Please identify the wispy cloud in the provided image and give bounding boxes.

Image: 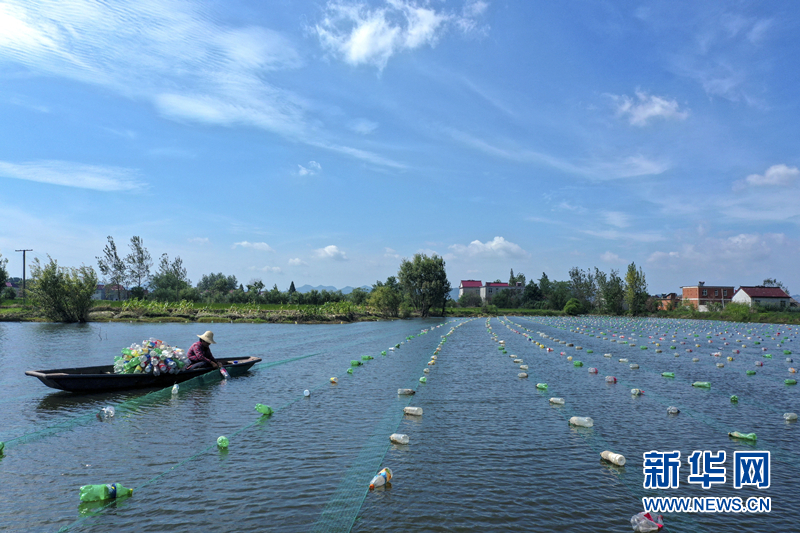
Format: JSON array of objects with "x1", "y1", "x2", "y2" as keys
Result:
[
  {"x1": 0, "y1": 160, "x2": 144, "y2": 191},
  {"x1": 447, "y1": 128, "x2": 668, "y2": 179},
  {"x1": 233, "y1": 241, "x2": 275, "y2": 252},
  {"x1": 348, "y1": 118, "x2": 378, "y2": 134},
  {"x1": 449, "y1": 236, "x2": 529, "y2": 258},
  {"x1": 734, "y1": 164, "x2": 799, "y2": 189},
  {"x1": 602, "y1": 211, "x2": 631, "y2": 228},
  {"x1": 188, "y1": 237, "x2": 209, "y2": 245},
  {"x1": 298, "y1": 161, "x2": 322, "y2": 176},
  {"x1": 610, "y1": 90, "x2": 688, "y2": 126},
  {"x1": 314, "y1": 0, "x2": 486, "y2": 70},
  {"x1": 600, "y1": 251, "x2": 626, "y2": 263},
  {"x1": 384, "y1": 247, "x2": 400, "y2": 259},
  {"x1": 249, "y1": 265, "x2": 282, "y2": 273},
  {"x1": 582, "y1": 229, "x2": 664, "y2": 242},
  {"x1": 315, "y1": 245, "x2": 348, "y2": 260},
  {"x1": 288, "y1": 258, "x2": 308, "y2": 266}
]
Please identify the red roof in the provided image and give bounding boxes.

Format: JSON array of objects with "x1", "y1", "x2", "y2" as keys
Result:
[
  {"x1": 737, "y1": 287, "x2": 790, "y2": 298},
  {"x1": 460, "y1": 280, "x2": 482, "y2": 288},
  {"x1": 486, "y1": 282, "x2": 509, "y2": 287}
]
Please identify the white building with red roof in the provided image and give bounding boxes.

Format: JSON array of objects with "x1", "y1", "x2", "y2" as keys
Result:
[
  {"x1": 731, "y1": 286, "x2": 792, "y2": 309},
  {"x1": 458, "y1": 280, "x2": 482, "y2": 298},
  {"x1": 458, "y1": 279, "x2": 525, "y2": 303}
]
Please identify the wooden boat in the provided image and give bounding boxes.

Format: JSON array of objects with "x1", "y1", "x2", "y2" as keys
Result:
[{"x1": 25, "y1": 356, "x2": 261, "y2": 393}]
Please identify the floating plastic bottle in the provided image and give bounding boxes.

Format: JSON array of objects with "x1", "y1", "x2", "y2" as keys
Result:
[
  {"x1": 786, "y1": 379, "x2": 798, "y2": 385},
  {"x1": 692, "y1": 381, "x2": 711, "y2": 388},
  {"x1": 730, "y1": 395, "x2": 739, "y2": 403},
  {"x1": 389, "y1": 433, "x2": 409, "y2": 445},
  {"x1": 518, "y1": 372, "x2": 528, "y2": 378},
  {"x1": 661, "y1": 372, "x2": 675, "y2": 378},
  {"x1": 728, "y1": 431, "x2": 757, "y2": 442},
  {"x1": 369, "y1": 467, "x2": 392, "y2": 490},
  {"x1": 630, "y1": 364, "x2": 639, "y2": 369},
  {"x1": 600, "y1": 450, "x2": 626, "y2": 466},
  {"x1": 569, "y1": 416, "x2": 593, "y2": 428},
  {"x1": 79, "y1": 483, "x2": 133, "y2": 502},
  {"x1": 404, "y1": 406, "x2": 423, "y2": 416},
  {"x1": 303, "y1": 390, "x2": 310, "y2": 397},
  {"x1": 619, "y1": 358, "x2": 628, "y2": 363},
  {"x1": 330, "y1": 377, "x2": 338, "y2": 384},
  {"x1": 0, "y1": 441, "x2": 4, "y2": 456},
  {"x1": 667, "y1": 406, "x2": 680, "y2": 414},
  {"x1": 746, "y1": 370, "x2": 756, "y2": 375},
  {"x1": 350, "y1": 360, "x2": 362, "y2": 367},
  {"x1": 605, "y1": 376, "x2": 617, "y2": 383},
  {"x1": 630, "y1": 511, "x2": 663, "y2": 532},
  {"x1": 631, "y1": 388, "x2": 644, "y2": 396},
  {"x1": 219, "y1": 367, "x2": 230, "y2": 379},
  {"x1": 347, "y1": 368, "x2": 353, "y2": 374},
  {"x1": 255, "y1": 404, "x2": 273, "y2": 416},
  {"x1": 536, "y1": 383, "x2": 548, "y2": 390},
  {"x1": 549, "y1": 397, "x2": 565, "y2": 405},
  {"x1": 513, "y1": 359, "x2": 523, "y2": 363},
  {"x1": 419, "y1": 377, "x2": 427, "y2": 383},
  {"x1": 692, "y1": 357, "x2": 699, "y2": 362},
  {"x1": 172, "y1": 384, "x2": 179, "y2": 395},
  {"x1": 217, "y1": 436, "x2": 229, "y2": 448},
  {"x1": 716, "y1": 363, "x2": 725, "y2": 368},
  {"x1": 784, "y1": 413, "x2": 798, "y2": 421},
  {"x1": 573, "y1": 361, "x2": 583, "y2": 367},
  {"x1": 99, "y1": 406, "x2": 115, "y2": 418},
  {"x1": 519, "y1": 365, "x2": 528, "y2": 370},
  {"x1": 397, "y1": 389, "x2": 415, "y2": 395},
  {"x1": 588, "y1": 367, "x2": 598, "y2": 374}
]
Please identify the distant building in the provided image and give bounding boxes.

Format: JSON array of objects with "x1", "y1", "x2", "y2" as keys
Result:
[
  {"x1": 458, "y1": 279, "x2": 524, "y2": 303},
  {"x1": 731, "y1": 286, "x2": 792, "y2": 309},
  {"x1": 103, "y1": 284, "x2": 130, "y2": 301},
  {"x1": 681, "y1": 282, "x2": 734, "y2": 311},
  {"x1": 92, "y1": 284, "x2": 106, "y2": 300},
  {"x1": 654, "y1": 292, "x2": 680, "y2": 311},
  {"x1": 458, "y1": 280, "x2": 482, "y2": 299}
]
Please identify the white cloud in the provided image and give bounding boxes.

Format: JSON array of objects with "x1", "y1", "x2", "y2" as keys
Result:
[
  {"x1": 348, "y1": 118, "x2": 378, "y2": 134},
  {"x1": 249, "y1": 265, "x2": 282, "y2": 273},
  {"x1": 602, "y1": 211, "x2": 631, "y2": 228},
  {"x1": 233, "y1": 241, "x2": 275, "y2": 252},
  {"x1": 740, "y1": 164, "x2": 799, "y2": 188},
  {"x1": 298, "y1": 161, "x2": 322, "y2": 176},
  {"x1": 600, "y1": 251, "x2": 625, "y2": 263},
  {"x1": 288, "y1": 258, "x2": 308, "y2": 266},
  {"x1": 315, "y1": 245, "x2": 348, "y2": 261},
  {"x1": 449, "y1": 236, "x2": 529, "y2": 258},
  {"x1": 314, "y1": 0, "x2": 485, "y2": 70},
  {"x1": 0, "y1": 160, "x2": 143, "y2": 191},
  {"x1": 582, "y1": 229, "x2": 664, "y2": 242},
  {"x1": 647, "y1": 251, "x2": 679, "y2": 263},
  {"x1": 611, "y1": 90, "x2": 688, "y2": 126},
  {"x1": 384, "y1": 247, "x2": 400, "y2": 258},
  {"x1": 188, "y1": 237, "x2": 209, "y2": 245}
]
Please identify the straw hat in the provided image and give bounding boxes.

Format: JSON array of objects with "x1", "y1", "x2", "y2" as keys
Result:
[{"x1": 197, "y1": 331, "x2": 216, "y2": 344}]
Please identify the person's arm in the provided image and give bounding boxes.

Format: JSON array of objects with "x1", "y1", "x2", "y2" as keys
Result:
[{"x1": 203, "y1": 345, "x2": 219, "y2": 367}]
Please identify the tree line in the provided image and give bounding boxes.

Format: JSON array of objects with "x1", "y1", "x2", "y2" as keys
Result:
[{"x1": 458, "y1": 263, "x2": 650, "y2": 316}]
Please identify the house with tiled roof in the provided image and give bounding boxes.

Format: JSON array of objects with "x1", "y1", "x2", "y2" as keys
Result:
[
  {"x1": 732, "y1": 286, "x2": 792, "y2": 309},
  {"x1": 458, "y1": 280, "x2": 482, "y2": 299},
  {"x1": 681, "y1": 282, "x2": 734, "y2": 310},
  {"x1": 458, "y1": 279, "x2": 524, "y2": 303}
]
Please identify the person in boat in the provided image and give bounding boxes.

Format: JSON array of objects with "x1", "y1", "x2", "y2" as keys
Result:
[{"x1": 186, "y1": 331, "x2": 220, "y2": 370}]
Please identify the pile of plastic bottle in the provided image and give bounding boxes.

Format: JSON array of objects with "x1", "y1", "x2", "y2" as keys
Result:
[{"x1": 113, "y1": 338, "x2": 187, "y2": 375}]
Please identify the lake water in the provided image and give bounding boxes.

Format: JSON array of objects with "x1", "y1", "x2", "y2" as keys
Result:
[{"x1": 0, "y1": 317, "x2": 797, "y2": 532}]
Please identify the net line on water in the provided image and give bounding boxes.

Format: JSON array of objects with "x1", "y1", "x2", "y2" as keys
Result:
[
  {"x1": 512, "y1": 316, "x2": 800, "y2": 471},
  {"x1": 56, "y1": 320, "x2": 463, "y2": 533},
  {"x1": 309, "y1": 319, "x2": 471, "y2": 533},
  {"x1": 488, "y1": 318, "x2": 706, "y2": 533}
]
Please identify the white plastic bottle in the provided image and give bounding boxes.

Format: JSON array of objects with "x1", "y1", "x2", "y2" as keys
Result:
[{"x1": 569, "y1": 416, "x2": 593, "y2": 427}]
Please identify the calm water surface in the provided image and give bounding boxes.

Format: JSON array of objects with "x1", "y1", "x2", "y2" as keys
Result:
[{"x1": 0, "y1": 317, "x2": 797, "y2": 532}]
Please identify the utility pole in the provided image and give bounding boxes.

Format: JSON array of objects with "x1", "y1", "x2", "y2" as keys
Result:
[{"x1": 15, "y1": 249, "x2": 32, "y2": 305}]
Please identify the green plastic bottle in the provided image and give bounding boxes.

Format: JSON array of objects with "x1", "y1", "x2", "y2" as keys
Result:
[
  {"x1": 573, "y1": 361, "x2": 583, "y2": 367},
  {"x1": 419, "y1": 376, "x2": 427, "y2": 383},
  {"x1": 350, "y1": 360, "x2": 362, "y2": 367},
  {"x1": 692, "y1": 381, "x2": 711, "y2": 388},
  {"x1": 661, "y1": 372, "x2": 675, "y2": 378},
  {"x1": 255, "y1": 404, "x2": 273, "y2": 416},
  {"x1": 730, "y1": 395, "x2": 739, "y2": 402},
  {"x1": 786, "y1": 379, "x2": 798, "y2": 385},
  {"x1": 728, "y1": 431, "x2": 757, "y2": 442},
  {"x1": 79, "y1": 483, "x2": 133, "y2": 502},
  {"x1": 217, "y1": 436, "x2": 229, "y2": 448},
  {"x1": 536, "y1": 383, "x2": 548, "y2": 390},
  {"x1": 746, "y1": 370, "x2": 756, "y2": 375},
  {"x1": 0, "y1": 441, "x2": 4, "y2": 456}
]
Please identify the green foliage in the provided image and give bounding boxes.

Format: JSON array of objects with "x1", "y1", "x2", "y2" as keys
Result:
[
  {"x1": 197, "y1": 272, "x2": 238, "y2": 295},
  {"x1": 289, "y1": 281, "x2": 296, "y2": 294},
  {"x1": 492, "y1": 289, "x2": 512, "y2": 308},
  {"x1": 349, "y1": 287, "x2": 370, "y2": 305},
  {"x1": 763, "y1": 278, "x2": 790, "y2": 295},
  {"x1": 0, "y1": 252, "x2": 8, "y2": 304},
  {"x1": 459, "y1": 292, "x2": 482, "y2": 307},
  {"x1": 96, "y1": 236, "x2": 127, "y2": 300},
  {"x1": 509, "y1": 268, "x2": 525, "y2": 288},
  {"x1": 568, "y1": 267, "x2": 595, "y2": 311},
  {"x1": 548, "y1": 281, "x2": 571, "y2": 310},
  {"x1": 595, "y1": 267, "x2": 625, "y2": 315},
  {"x1": 369, "y1": 285, "x2": 401, "y2": 316},
  {"x1": 29, "y1": 256, "x2": 98, "y2": 322},
  {"x1": 398, "y1": 253, "x2": 451, "y2": 318},
  {"x1": 129, "y1": 286, "x2": 146, "y2": 300},
  {"x1": 563, "y1": 297, "x2": 582, "y2": 315},
  {"x1": 624, "y1": 262, "x2": 648, "y2": 315},
  {"x1": 150, "y1": 254, "x2": 191, "y2": 302},
  {"x1": 125, "y1": 236, "x2": 152, "y2": 288}
]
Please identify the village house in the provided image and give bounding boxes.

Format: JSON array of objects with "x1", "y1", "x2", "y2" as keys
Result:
[
  {"x1": 731, "y1": 286, "x2": 793, "y2": 309},
  {"x1": 655, "y1": 292, "x2": 680, "y2": 311},
  {"x1": 680, "y1": 282, "x2": 734, "y2": 310},
  {"x1": 458, "y1": 280, "x2": 482, "y2": 299},
  {"x1": 459, "y1": 279, "x2": 524, "y2": 304}
]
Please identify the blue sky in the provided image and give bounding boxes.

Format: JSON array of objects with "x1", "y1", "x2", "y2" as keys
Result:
[{"x1": 1, "y1": 0, "x2": 798, "y2": 294}]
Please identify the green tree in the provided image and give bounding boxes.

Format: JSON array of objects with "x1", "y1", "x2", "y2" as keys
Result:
[
  {"x1": 509, "y1": 268, "x2": 526, "y2": 288},
  {"x1": 538, "y1": 272, "x2": 552, "y2": 302},
  {"x1": 568, "y1": 266, "x2": 596, "y2": 311},
  {"x1": 0, "y1": 251, "x2": 8, "y2": 304},
  {"x1": 197, "y1": 273, "x2": 237, "y2": 294},
  {"x1": 96, "y1": 236, "x2": 127, "y2": 300},
  {"x1": 369, "y1": 285, "x2": 401, "y2": 316},
  {"x1": 458, "y1": 292, "x2": 482, "y2": 307},
  {"x1": 492, "y1": 289, "x2": 512, "y2": 308},
  {"x1": 29, "y1": 256, "x2": 98, "y2": 322},
  {"x1": 549, "y1": 281, "x2": 571, "y2": 310},
  {"x1": 124, "y1": 236, "x2": 152, "y2": 290},
  {"x1": 522, "y1": 279, "x2": 542, "y2": 307},
  {"x1": 289, "y1": 281, "x2": 296, "y2": 294},
  {"x1": 624, "y1": 262, "x2": 648, "y2": 315},
  {"x1": 398, "y1": 253, "x2": 451, "y2": 318},
  {"x1": 563, "y1": 297, "x2": 582, "y2": 316},
  {"x1": 150, "y1": 254, "x2": 191, "y2": 302},
  {"x1": 349, "y1": 287, "x2": 370, "y2": 305},
  {"x1": 595, "y1": 267, "x2": 625, "y2": 315}
]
